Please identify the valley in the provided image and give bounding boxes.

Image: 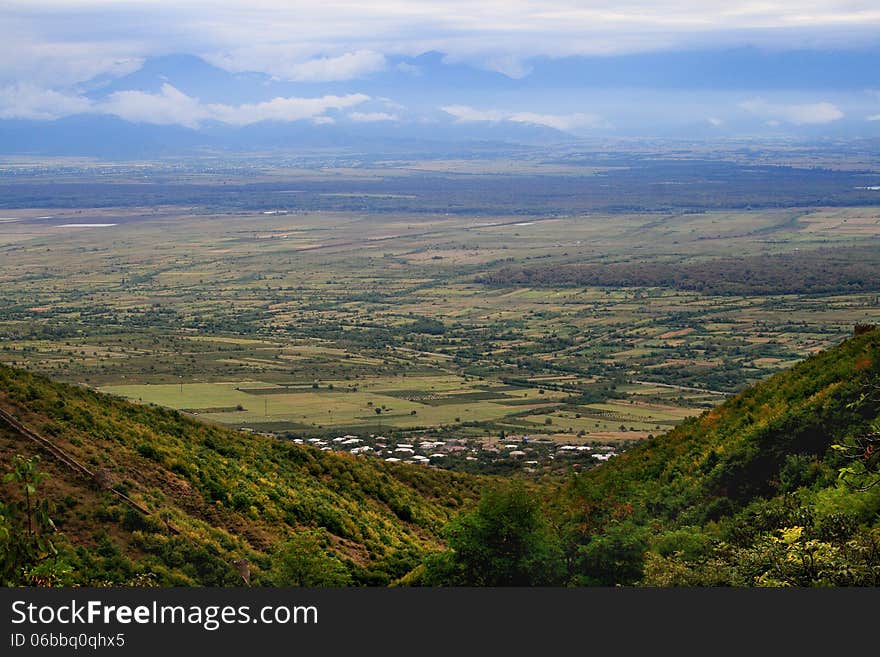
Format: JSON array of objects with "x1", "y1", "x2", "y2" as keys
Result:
[
  {"x1": 0, "y1": 151, "x2": 878, "y2": 476},
  {"x1": 2, "y1": 145, "x2": 880, "y2": 587}
]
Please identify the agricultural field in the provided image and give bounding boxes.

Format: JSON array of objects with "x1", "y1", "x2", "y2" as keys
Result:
[
  {"x1": 1, "y1": 153, "x2": 879, "y2": 465},
  {"x1": 99, "y1": 375, "x2": 571, "y2": 433}
]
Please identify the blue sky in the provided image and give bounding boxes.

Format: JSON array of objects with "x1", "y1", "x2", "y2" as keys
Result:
[{"x1": 1, "y1": 1, "x2": 879, "y2": 142}]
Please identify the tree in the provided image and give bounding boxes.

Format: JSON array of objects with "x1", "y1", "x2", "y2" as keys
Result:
[
  {"x1": 0, "y1": 455, "x2": 65, "y2": 586},
  {"x1": 573, "y1": 520, "x2": 648, "y2": 586},
  {"x1": 833, "y1": 376, "x2": 880, "y2": 491},
  {"x1": 270, "y1": 530, "x2": 351, "y2": 587},
  {"x1": 423, "y1": 483, "x2": 564, "y2": 586}
]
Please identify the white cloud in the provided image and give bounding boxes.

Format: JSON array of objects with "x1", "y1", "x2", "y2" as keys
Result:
[
  {"x1": 281, "y1": 51, "x2": 386, "y2": 81},
  {"x1": 868, "y1": 114, "x2": 880, "y2": 121},
  {"x1": 377, "y1": 97, "x2": 405, "y2": 111},
  {"x1": 100, "y1": 84, "x2": 211, "y2": 128},
  {"x1": 0, "y1": 83, "x2": 92, "y2": 120},
  {"x1": 210, "y1": 49, "x2": 386, "y2": 82},
  {"x1": 480, "y1": 55, "x2": 532, "y2": 80},
  {"x1": 396, "y1": 62, "x2": 421, "y2": 76},
  {"x1": 0, "y1": 35, "x2": 143, "y2": 87},
  {"x1": 348, "y1": 111, "x2": 398, "y2": 122},
  {"x1": 707, "y1": 117, "x2": 724, "y2": 126},
  {"x1": 739, "y1": 98, "x2": 844, "y2": 125},
  {"x1": 95, "y1": 83, "x2": 369, "y2": 128},
  {"x1": 0, "y1": 78, "x2": 372, "y2": 127},
  {"x1": 442, "y1": 105, "x2": 506, "y2": 123},
  {"x1": 442, "y1": 104, "x2": 601, "y2": 132},
  {"x1": 510, "y1": 111, "x2": 601, "y2": 131},
  {"x1": 4, "y1": 2, "x2": 880, "y2": 87},
  {"x1": 207, "y1": 93, "x2": 369, "y2": 125}
]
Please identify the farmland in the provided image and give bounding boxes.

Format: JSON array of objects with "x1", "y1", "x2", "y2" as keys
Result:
[{"x1": 1, "y1": 148, "x2": 879, "y2": 471}]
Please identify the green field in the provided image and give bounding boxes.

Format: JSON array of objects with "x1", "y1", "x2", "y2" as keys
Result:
[{"x1": 101, "y1": 376, "x2": 572, "y2": 431}]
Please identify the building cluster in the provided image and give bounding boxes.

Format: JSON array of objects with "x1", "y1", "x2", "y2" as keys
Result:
[{"x1": 282, "y1": 432, "x2": 618, "y2": 472}]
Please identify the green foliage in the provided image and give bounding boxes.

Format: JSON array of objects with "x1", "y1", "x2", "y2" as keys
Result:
[
  {"x1": 482, "y1": 246, "x2": 880, "y2": 296},
  {"x1": 0, "y1": 455, "x2": 71, "y2": 586},
  {"x1": 652, "y1": 527, "x2": 713, "y2": 561},
  {"x1": 408, "y1": 316, "x2": 446, "y2": 336},
  {"x1": 0, "y1": 362, "x2": 481, "y2": 586},
  {"x1": 6, "y1": 329, "x2": 880, "y2": 587},
  {"x1": 572, "y1": 521, "x2": 648, "y2": 586},
  {"x1": 832, "y1": 422, "x2": 880, "y2": 492},
  {"x1": 423, "y1": 482, "x2": 564, "y2": 586},
  {"x1": 589, "y1": 331, "x2": 880, "y2": 585},
  {"x1": 517, "y1": 330, "x2": 880, "y2": 586},
  {"x1": 270, "y1": 530, "x2": 351, "y2": 587}
]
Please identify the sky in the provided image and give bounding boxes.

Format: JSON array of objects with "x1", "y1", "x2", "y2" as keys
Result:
[{"x1": 1, "y1": 1, "x2": 879, "y2": 146}]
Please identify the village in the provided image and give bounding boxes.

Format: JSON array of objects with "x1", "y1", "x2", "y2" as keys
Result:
[{"x1": 278, "y1": 430, "x2": 622, "y2": 474}]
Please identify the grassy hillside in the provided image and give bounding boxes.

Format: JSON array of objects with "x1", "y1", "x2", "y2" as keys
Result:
[
  {"x1": 0, "y1": 364, "x2": 482, "y2": 586},
  {"x1": 418, "y1": 328, "x2": 880, "y2": 586}
]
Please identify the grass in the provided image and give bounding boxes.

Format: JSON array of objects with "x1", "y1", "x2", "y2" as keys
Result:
[{"x1": 100, "y1": 377, "x2": 574, "y2": 431}]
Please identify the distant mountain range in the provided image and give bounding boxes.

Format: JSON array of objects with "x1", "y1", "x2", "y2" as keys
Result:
[{"x1": 2, "y1": 48, "x2": 879, "y2": 158}]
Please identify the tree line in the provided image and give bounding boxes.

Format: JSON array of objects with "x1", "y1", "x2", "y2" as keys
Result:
[{"x1": 479, "y1": 246, "x2": 880, "y2": 296}]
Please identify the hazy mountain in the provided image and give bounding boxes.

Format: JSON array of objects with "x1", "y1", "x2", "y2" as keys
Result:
[{"x1": 3, "y1": 48, "x2": 879, "y2": 158}]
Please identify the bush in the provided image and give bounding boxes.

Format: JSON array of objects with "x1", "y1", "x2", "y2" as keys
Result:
[{"x1": 423, "y1": 483, "x2": 564, "y2": 586}]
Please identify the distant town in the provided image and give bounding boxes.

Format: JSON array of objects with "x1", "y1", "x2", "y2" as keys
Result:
[{"x1": 246, "y1": 428, "x2": 623, "y2": 475}]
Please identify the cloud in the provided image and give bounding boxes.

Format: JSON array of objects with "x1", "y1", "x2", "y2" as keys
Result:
[
  {"x1": 282, "y1": 51, "x2": 386, "y2": 81},
  {"x1": 441, "y1": 52, "x2": 533, "y2": 79},
  {"x1": 96, "y1": 83, "x2": 369, "y2": 128},
  {"x1": 209, "y1": 49, "x2": 386, "y2": 82},
  {"x1": 5, "y1": 2, "x2": 880, "y2": 87},
  {"x1": 739, "y1": 98, "x2": 844, "y2": 125},
  {"x1": 441, "y1": 104, "x2": 601, "y2": 132},
  {"x1": 480, "y1": 55, "x2": 533, "y2": 80},
  {"x1": 0, "y1": 77, "x2": 373, "y2": 127},
  {"x1": 377, "y1": 97, "x2": 405, "y2": 111},
  {"x1": 0, "y1": 83, "x2": 92, "y2": 120},
  {"x1": 207, "y1": 93, "x2": 370, "y2": 125},
  {"x1": 348, "y1": 111, "x2": 398, "y2": 122},
  {"x1": 396, "y1": 62, "x2": 421, "y2": 76},
  {"x1": 441, "y1": 105, "x2": 506, "y2": 123},
  {"x1": 868, "y1": 114, "x2": 880, "y2": 121},
  {"x1": 0, "y1": 35, "x2": 143, "y2": 87},
  {"x1": 707, "y1": 117, "x2": 724, "y2": 126},
  {"x1": 0, "y1": 2, "x2": 877, "y2": 139},
  {"x1": 100, "y1": 84, "x2": 211, "y2": 128},
  {"x1": 508, "y1": 111, "x2": 601, "y2": 131}
]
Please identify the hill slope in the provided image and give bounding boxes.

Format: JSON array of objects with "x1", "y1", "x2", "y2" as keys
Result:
[
  {"x1": 552, "y1": 327, "x2": 880, "y2": 585},
  {"x1": 0, "y1": 364, "x2": 482, "y2": 586},
  {"x1": 414, "y1": 329, "x2": 880, "y2": 586},
  {"x1": 4, "y1": 330, "x2": 880, "y2": 587}
]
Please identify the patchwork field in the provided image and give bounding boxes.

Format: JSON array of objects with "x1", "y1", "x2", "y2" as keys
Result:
[{"x1": 1, "y1": 158, "x2": 879, "y2": 451}]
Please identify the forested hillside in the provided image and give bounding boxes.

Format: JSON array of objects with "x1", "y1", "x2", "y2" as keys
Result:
[
  {"x1": 418, "y1": 328, "x2": 880, "y2": 585},
  {"x1": 4, "y1": 329, "x2": 880, "y2": 587},
  {"x1": 0, "y1": 364, "x2": 482, "y2": 586}
]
